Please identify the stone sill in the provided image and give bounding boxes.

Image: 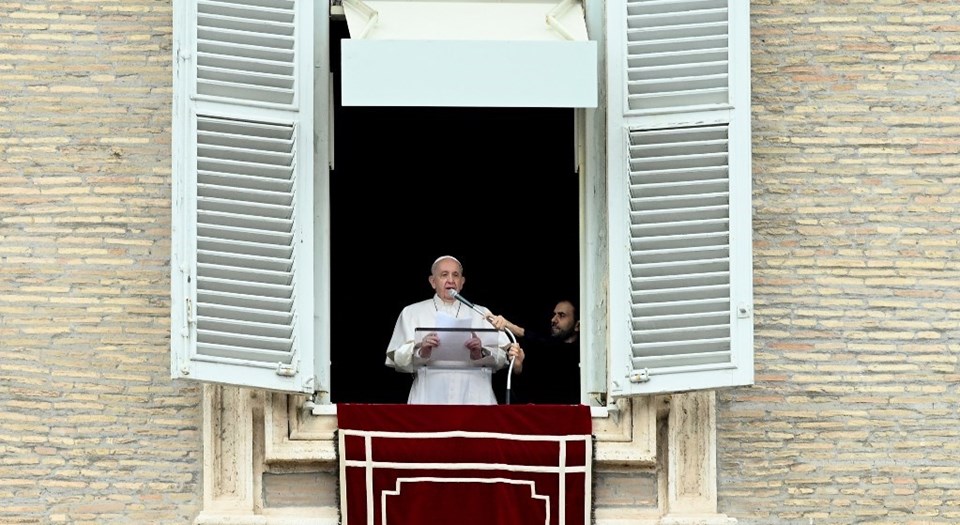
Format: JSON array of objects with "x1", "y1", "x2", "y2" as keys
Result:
[{"x1": 265, "y1": 394, "x2": 660, "y2": 467}]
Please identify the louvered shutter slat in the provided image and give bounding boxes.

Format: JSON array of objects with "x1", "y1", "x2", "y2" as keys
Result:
[
  {"x1": 632, "y1": 206, "x2": 730, "y2": 226},
  {"x1": 200, "y1": 54, "x2": 293, "y2": 76},
  {"x1": 197, "y1": 228, "x2": 292, "y2": 247},
  {"x1": 199, "y1": 13, "x2": 293, "y2": 33},
  {"x1": 198, "y1": 249, "x2": 292, "y2": 273},
  {"x1": 199, "y1": 274, "x2": 293, "y2": 297},
  {"x1": 199, "y1": 303, "x2": 293, "y2": 325},
  {"x1": 632, "y1": 350, "x2": 731, "y2": 369},
  {"x1": 632, "y1": 154, "x2": 728, "y2": 172},
  {"x1": 640, "y1": 336, "x2": 730, "y2": 350},
  {"x1": 197, "y1": 144, "x2": 294, "y2": 165},
  {"x1": 197, "y1": 184, "x2": 294, "y2": 207},
  {"x1": 199, "y1": 171, "x2": 293, "y2": 193},
  {"x1": 198, "y1": 210, "x2": 293, "y2": 233},
  {"x1": 198, "y1": 262, "x2": 292, "y2": 285},
  {"x1": 197, "y1": 340, "x2": 287, "y2": 363},
  {"x1": 634, "y1": 285, "x2": 730, "y2": 305},
  {"x1": 630, "y1": 178, "x2": 729, "y2": 196},
  {"x1": 628, "y1": 23, "x2": 728, "y2": 45},
  {"x1": 198, "y1": 115, "x2": 294, "y2": 138},
  {"x1": 628, "y1": 73, "x2": 728, "y2": 95},
  {"x1": 634, "y1": 322, "x2": 729, "y2": 341},
  {"x1": 634, "y1": 279, "x2": 729, "y2": 294},
  {"x1": 199, "y1": 43, "x2": 293, "y2": 67},
  {"x1": 631, "y1": 89, "x2": 726, "y2": 109},
  {"x1": 628, "y1": 46, "x2": 726, "y2": 70},
  {"x1": 629, "y1": 60, "x2": 727, "y2": 81},
  {"x1": 198, "y1": 226, "x2": 293, "y2": 250},
  {"x1": 633, "y1": 245, "x2": 728, "y2": 262},
  {"x1": 631, "y1": 218, "x2": 729, "y2": 238},
  {"x1": 632, "y1": 231, "x2": 727, "y2": 250},
  {"x1": 199, "y1": 315, "x2": 292, "y2": 337},
  {"x1": 636, "y1": 263, "x2": 727, "y2": 281},
  {"x1": 633, "y1": 296, "x2": 728, "y2": 315},
  {"x1": 198, "y1": 237, "x2": 293, "y2": 261},
  {"x1": 199, "y1": 66, "x2": 295, "y2": 89},
  {"x1": 199, "y1": 159, "x2": 292, "y2": 178},
  {"x1": 626, "y1": 0, "x2": 727, "y2": 17},
  {"x1": 202, "y1": 0, "x2": 295, "y2": 17},
  {"x1": 632, "y1": 309, "x2": 729, "y2": 328},
  {"x1": 198, "y1": 198, "x2": 293, "y2": 220},
  {"x1": 198, "y1": 124, "x2": 295, "y2": 147},
  {"x1": 197, "y1": 27, "x2": 294, "y2": 51},
  {"x1": 631, "y1": 166, "x2": 728, "y2": 183},
  {"x1": 631, "y1": 194, "x2": 729, "y2": 209},
  {"x1": 198, "y1": 289, "x2": 292, "y2": 312}
]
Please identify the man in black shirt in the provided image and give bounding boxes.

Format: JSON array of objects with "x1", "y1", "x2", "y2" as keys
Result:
[{"x1": 488, "y1": 300, "x2": 580, "y2": 404}]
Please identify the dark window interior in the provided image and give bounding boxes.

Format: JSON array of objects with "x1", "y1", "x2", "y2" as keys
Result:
[{"x1": 329, "y1": 21, "x2": 579, "y2": 403}]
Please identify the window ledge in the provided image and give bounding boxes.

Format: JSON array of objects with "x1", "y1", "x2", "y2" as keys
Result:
[{"x1": 264, "y1": 394, "x2": 656, "y2": 465}]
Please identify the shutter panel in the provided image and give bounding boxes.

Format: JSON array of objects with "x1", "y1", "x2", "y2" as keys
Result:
[
  {"x1": 196, "y1": 0, "x2": 298, "y2": 104},
  {"x1": 625, "y1": 0, "x2": 731, "y2": 111},
  {"x1": 607, "y1": 0, "x2": 752, "y2": 396},
  {"x1": 172, "y1": 0, "x2": 316, "y2": 393}
]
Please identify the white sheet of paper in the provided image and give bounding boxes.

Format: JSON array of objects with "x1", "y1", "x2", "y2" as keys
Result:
[{"x1": 430, "y1": 312, "x2": 472, "y2": 362}]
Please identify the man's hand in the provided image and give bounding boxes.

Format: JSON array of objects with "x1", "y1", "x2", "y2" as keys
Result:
[
  {"x1": 487, "y1": 313, "x2": 508, "y2": 331},
  {"x1": 417, "y1": 332, "x2": 439, "y2": 359},
  {"x1": 465, "y1": 333, "x2": 484, "y2": 360},
  {"x1": 485, "y1": 312, "x2": 524, "y2": 338},
  {"x1": 507, "y1": 343, "x2": 524, "y2": 373}
]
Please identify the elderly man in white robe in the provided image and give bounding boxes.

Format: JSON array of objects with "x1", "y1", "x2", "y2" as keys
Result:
[{"x1": 386, "y1": 255, "x2": 524, "y2": 405}]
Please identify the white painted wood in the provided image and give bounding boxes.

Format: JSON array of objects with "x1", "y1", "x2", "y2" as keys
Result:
[
  {"x1": 581, "y1": 0, "x2": 608, "y2": 402},
  {"x1": 342, "y1": 0, "x2": 589, "y2": 41},
  {"x1": 172, "y1": 0, "x2": 317, "y2": 394},
  {"x1": 313, "y1": 0, "x2": 333, "y2": 404},
  {"x1": 607, "y1": 0, "x2": 753, "y2": 397},
  {"x1": 341, "y1": 39, "x2": 597, "y2": 107}
]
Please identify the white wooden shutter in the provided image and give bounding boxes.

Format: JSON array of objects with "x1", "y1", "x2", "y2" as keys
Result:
[
  {"x1": 607, "y1": 0, "x2": 753, "y2": 396},
  {"x1": 171, "y1": 0, "x2": 317, "y2": 393}
]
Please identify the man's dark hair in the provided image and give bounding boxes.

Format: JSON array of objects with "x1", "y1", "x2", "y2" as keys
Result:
[{"x1": 555, "y1": 297, "x2": 579, "y2": 321}]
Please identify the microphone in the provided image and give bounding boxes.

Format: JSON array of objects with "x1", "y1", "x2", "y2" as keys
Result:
[
  {"x1": 448, "y1": 289, "x2": 514, "y2": 342},
  {"x1": 447, "y1": 289, "x2": 477, "y2": 310}
]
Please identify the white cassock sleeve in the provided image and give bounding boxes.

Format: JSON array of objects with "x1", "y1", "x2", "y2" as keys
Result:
[{"x1": 385, "y1": 302, "x2": 433, "y2": 373}]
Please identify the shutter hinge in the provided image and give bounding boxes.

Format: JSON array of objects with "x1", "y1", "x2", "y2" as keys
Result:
[
  {"x1": 276, "y1": 363, "x2": 298, "y2": 377},
  {"x1": 629, "y1": 368, "x2": 650, "y2": 383},
  {"x1": 180, "y1": 297, "x2": 195, "y2": 376},
  {"x1": 185, "y1": 297, "x2": 194, "y2": 325}
]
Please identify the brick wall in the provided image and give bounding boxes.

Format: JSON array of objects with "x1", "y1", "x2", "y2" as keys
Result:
[
  {"x1": 719, "y1": 1, "x2": 960, "y2": 523},
  {"x1": 0, "y1": 1, "x2": 202, "y2": 523}
]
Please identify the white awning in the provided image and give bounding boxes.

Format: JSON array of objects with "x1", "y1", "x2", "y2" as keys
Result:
[{"x1": 340, "y1": 0, "x2": 598, "y2": 107}]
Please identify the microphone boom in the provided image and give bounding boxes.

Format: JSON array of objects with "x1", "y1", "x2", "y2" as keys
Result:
[{"x1": 449, "y1": 289, "x2": 477, "y2": 310}]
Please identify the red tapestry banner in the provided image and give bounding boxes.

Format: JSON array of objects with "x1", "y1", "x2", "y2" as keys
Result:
[{"x1": 337, "y1": 404, "x2": 593, "y2": 525}]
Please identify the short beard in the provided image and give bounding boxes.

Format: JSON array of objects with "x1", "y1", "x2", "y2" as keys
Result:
[{"x1": 551, "y1": 326, "x2": 574, "y2": 341}]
